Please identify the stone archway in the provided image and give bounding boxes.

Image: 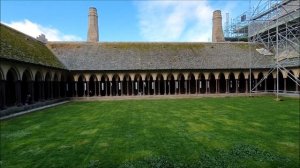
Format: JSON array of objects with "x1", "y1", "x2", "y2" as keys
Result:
[
  {"x1": 155, "y1": 74, "x2": 165, "y2": 95},
  {"x1": 248, "y1": 73, "x2": 255, "y2": 92}
]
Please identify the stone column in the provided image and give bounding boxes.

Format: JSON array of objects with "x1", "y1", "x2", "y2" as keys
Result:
[
  {"x1": 265, "y1": 79, "x2": 267, "y2": 92},
  {"x1": 185, "y1": 80, "x2": 187, "y2": 94},
  {"x1": 255, "y1": 79, "x2": 258, "y2": 91},
  {"x1": 226, "y1": 79, "x2": 229, "y2": 93},
  {"x1": 164, "y1": 80, "x2": 166, "y2": 95},
  {"x1": 143, "y1": 81, "x2": 145, "y2": 95},
  {"x1": 206, "y1": 80, "x2": 209, "y2": 94},
  {"x1": 86, "y1": 81, "x2": 89, "y2": 97},
  {"x1": 110, "y1": 81, "x2": 112, "y2": 96},
  {"x1": 75, "y1": 82, "x2": 78, "y2": 97}
]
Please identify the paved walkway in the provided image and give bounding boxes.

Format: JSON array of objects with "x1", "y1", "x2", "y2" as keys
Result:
[{"x1": 0, "y1": 101, "x2": 69, "y2": 120}]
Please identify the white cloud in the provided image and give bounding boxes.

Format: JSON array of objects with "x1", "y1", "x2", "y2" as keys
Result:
[
  {"x1": 2, "y1": 19, "x2": 82, "y2": 41},
  {"x1": 136, "y1": 1, "x2": 214, "y2": 42}
]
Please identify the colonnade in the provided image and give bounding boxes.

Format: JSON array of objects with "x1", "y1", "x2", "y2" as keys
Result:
[{"x1": 0, "y1": 67, "x2": 299, "y2": 109}]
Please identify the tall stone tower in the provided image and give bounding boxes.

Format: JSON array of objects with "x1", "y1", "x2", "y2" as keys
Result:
[
  {"x1": 87, "y1": 7, "x2": 99, "y2": 42},
  {"x1": 212, "y1": 10, "x2": 225, "y2": 42}
]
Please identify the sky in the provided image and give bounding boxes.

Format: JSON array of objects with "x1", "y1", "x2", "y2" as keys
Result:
[{"x1": 1, "y1": 0, "x2": 254, "y2": 42}]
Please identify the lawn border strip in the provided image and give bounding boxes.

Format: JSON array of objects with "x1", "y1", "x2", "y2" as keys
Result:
[{"x1": 0, "y1": 101, "x2": 70, "y2": 120}]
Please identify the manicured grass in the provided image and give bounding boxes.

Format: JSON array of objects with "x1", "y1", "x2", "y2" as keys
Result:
[{"x1": 0, "y1": 96, "x2": 299, "y2": 168}]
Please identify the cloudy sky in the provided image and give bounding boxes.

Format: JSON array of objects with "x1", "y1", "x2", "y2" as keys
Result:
[{"x1": 1, "y1": 0, "x2": 254, "y2": 42}]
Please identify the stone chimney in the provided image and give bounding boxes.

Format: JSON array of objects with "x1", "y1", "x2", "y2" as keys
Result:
[
  {"x1": 87, "y1": 7, "x2": 99, "y2": 42},
  {"x1": 212, "y1": 10, "x2": 225, "y2": 42}
]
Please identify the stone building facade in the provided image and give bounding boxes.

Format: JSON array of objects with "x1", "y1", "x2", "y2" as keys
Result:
[{"x1": 0, "y1": 8, "x2": 299, "y2": 114}]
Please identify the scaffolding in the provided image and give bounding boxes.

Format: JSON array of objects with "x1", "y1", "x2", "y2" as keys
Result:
[{"x1": 247, "y1": 0, "x2": 300, "y2": 99}]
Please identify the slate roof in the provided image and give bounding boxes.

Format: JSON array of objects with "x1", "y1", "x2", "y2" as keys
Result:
[
  {"x1": 0, "y1": 24, "x2": 65, "y2": 69},
  {"x1": 47, "y1": 42, "x2": 277, "y2": 71}
]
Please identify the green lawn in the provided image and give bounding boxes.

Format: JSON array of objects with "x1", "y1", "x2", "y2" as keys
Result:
[{"x1": 0, "y1": 96, "x2": 299, "y2": 168}]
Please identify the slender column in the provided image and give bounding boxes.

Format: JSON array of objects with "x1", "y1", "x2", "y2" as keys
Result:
[
  {"x1": 188, "y1": 80, "x2": 191, "y2": 94},
  {"x1": 168, "y1": 81, "x2": 170, "y2": 95},
  {"x1": 127, "y1": 81, "x2": 129, "y2": 96},
  {"x1": 132, "y1": 81, "x2": 134, "y2": 96},
  {"x1": 206, "y1": 80, "x2": 209, "y2": 94},
  {"x1": 29, "y1": 81, "x2": 34, "y2": 103},
  {"x1": 264, "y1": 79, "x2": 267, "y2": 92},
  {"x1": 185, "y1": 80, "x2": 187, "y2": 94},
  {"x1": 120, "y1": 81, "x2": 123, "y2": 96},
  {"x1": 164, "y1": 80, "x2": 166, "y2": 95},
  {"x1": 143, "y1": 81, "x2": 145, "y2": 96},
  {"x1": 226, "y1": 79, "x2": 229, "y2": 93},
  {"x1": 86, "y1": 81, "x2": 90, "y2": 97}
]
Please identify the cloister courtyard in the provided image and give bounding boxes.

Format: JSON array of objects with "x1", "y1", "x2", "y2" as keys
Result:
[{"x1": 1, "y1": 96, "x2": 299, "y2": 167}]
